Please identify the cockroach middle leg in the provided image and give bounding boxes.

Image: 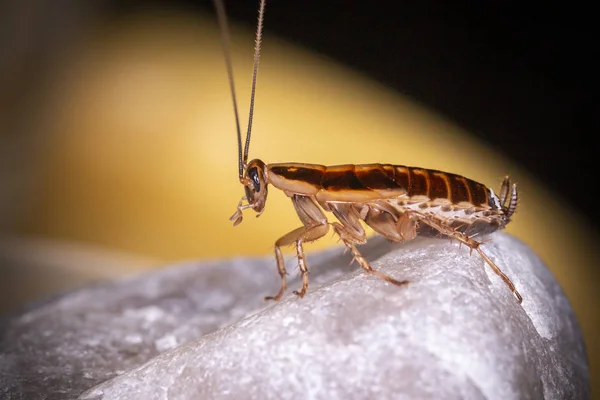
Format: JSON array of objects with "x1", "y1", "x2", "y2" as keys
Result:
[
  {"x1": 412, "y1": 212, "x2": 523, "y2": 303},
  {"x1": 331, "y1": 222, "x2": 409, "y2": 287}
]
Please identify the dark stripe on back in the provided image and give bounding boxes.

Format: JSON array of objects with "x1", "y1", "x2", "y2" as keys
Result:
[
  {"x1": 429, "y1": 172, "x2": 450, "y2": 200},
  {"x1": 465, "y1": 178, "x2": 488, "y2": 206},
  {"x1": 448, "y1": 173, "x2": 470, "y2": 203},
  {"x1": 355, "y1": 164, "x2": 401, "y2": 190},
  {"x1": 393, "y1": 166, "x2": 410, "y2": 190},
  {"x1": 381, "y1": 164, "x2": 397, "y2": 182},
  {"x1": 322, "y1": 166, "x2": 365, "y2": 191},
  {"x1": 408, "y1": 168, "x2": 428, "y2": 197},
  {"x1": 269, "y1": 166, "x2": 323, "y2": 187}
]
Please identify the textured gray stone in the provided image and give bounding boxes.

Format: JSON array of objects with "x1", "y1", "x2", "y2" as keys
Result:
[{"x1": 0, "y1": 233, "x2": 589, "y2": 400}]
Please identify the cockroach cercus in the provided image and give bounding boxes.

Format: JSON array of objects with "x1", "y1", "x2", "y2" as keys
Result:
[{"x1": 213, "y1": 0, "x2": 522, "y2": 304}]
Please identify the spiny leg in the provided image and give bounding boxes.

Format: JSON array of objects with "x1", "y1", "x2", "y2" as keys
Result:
[
  {"x1": 412, "y1": 212, "x2": 522, "y2": 303},
  {"x1": 473, "y1": 245, "x2": 521, "y2": 303},
  {"x1": 264, "y1": 242, "x2": 288, "y2": 302},
  {"x1": 265, "y1": 223, "x2": 329, "y2": 301},
  {"x1": 331, "y1": 222, "x2": 409, "y2": 287},
  {"x1": 293, "y1": 224, "x2": 330, "y2": 299},
  {"x1": 293, "y1": 240, "x2": 309, "y2": 298}
]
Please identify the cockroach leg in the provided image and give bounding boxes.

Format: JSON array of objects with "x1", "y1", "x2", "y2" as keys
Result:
[
  {"x1": 331, "y1": 222, "x2": 409, "y2": 287},
  {"x1": 265, "y1": 223, "x2": 329, "y2": 301},
  {"x1": 264, "y1": 244, "x2": 288, "y2": 302},
  {"x1": 293, "y1": 240, "x2": 309, "y2": 298},
  {"x1": 474, "y1": 246, "x2": 522, "y2": 303},
  {"x1": 412, "y1": 212, "x2": 522, "y2": 303}
]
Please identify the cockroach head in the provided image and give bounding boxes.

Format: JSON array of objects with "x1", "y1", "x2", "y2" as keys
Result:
[
  {"x1": 243, "y1": 159, "x2": 268, "y2": 213},
  {"x1": 230, "y1": 159, "x2": 269, "y2": 226}
]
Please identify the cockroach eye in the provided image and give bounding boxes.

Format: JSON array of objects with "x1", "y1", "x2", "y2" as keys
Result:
[{"x1": 248, "y1": 167, "x2": 260, "y2": 192}]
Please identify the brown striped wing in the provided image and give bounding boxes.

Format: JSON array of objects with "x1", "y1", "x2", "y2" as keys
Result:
[{"x1": 267, "y1": 163, "x2": 492, "y2": 207}]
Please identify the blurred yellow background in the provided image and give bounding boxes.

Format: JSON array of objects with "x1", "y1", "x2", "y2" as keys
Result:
[{"x1": 1, "y1": 10, "x2": 598, "y2": 395}]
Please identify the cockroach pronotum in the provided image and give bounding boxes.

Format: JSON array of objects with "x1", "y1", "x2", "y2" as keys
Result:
[{"x1": 213, "y1": 0, "x2": 522, "y2": 304}]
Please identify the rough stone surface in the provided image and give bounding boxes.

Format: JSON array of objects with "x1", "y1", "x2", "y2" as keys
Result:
[{"x1": 0, "y1": 233, "x2": 589, "y2": 400}]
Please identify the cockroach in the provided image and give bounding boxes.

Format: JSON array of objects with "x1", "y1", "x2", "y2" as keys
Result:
[{"x1": 213, "y1": 0, "x2": 522, "y2": 303}]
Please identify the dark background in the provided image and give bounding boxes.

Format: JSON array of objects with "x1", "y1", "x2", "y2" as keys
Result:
[{"x1": 168, "y1": 0, "x2": 595, "y2": 230}]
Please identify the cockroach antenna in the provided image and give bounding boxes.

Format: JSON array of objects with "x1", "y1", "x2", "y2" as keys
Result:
[
  {"x1": 212, "y1": 0, "x2": 266, "y2": 181},
  {"x1": 243, "y1": 0, "x2": 265, "y2": 167}
]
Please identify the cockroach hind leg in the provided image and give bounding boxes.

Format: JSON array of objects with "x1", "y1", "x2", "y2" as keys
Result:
[
  {"x1": 368, "y1": 268, "x2": 410, "y2": 287},
  {"x1": 463, "y1": 239, "x2": 522, "y2": 303},
  {"x1": 475, "y1": 246, "x2": 523, "y2": 304},
  {"x1": 462, "y1": 241, "x2": 522, "y2": 303},
  {"x1": 412, "y1": 212, "x2": 522, "y2": 303}
]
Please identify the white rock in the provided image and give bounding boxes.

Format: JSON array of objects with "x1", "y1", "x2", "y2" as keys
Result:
[{"x1": 0, "y1": 233, "x2": 589, "y2": 400}]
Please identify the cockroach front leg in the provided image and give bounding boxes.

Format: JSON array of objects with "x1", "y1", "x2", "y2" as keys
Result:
[
  {"x1": 412, "y1": 212, "x2": 523, "y2": 303},
  {"x1": 265, "y1": 224, "x2": 330, "y2": 301},
  {"x1": 265, "y1": 195, "x2": 329, "y2": 301}
]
